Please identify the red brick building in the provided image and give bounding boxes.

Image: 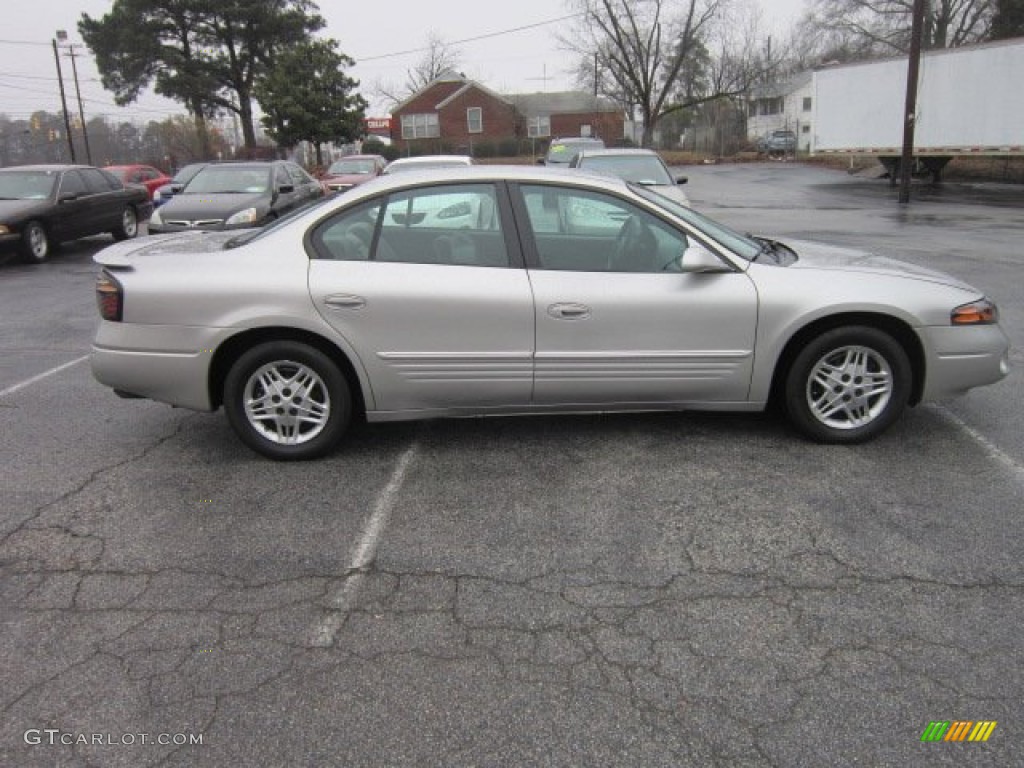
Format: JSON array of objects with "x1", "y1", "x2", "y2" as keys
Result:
[{"x1": 390, "y1": 71, "x2": 625, "y2": 155}]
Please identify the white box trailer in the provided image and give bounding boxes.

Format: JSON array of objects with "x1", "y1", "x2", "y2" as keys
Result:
[{"x1": 811, "y1": 37, "x2": 1024, "y2": 180}]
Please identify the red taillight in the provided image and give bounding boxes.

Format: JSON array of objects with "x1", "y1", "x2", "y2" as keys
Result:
[{"x1": 96, "y1": 271, "x2": 123, "y2": 321}]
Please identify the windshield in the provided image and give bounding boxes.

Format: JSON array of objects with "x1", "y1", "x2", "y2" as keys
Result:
[
  {"x1": 328, "y1": 159, "x2": 376, "y2": 175},
  {"x1": 0, "y1": 171, "x2": 58, "y2": 200},
  {"x1": 578, "y1": 155, "x2": 673, "y2": 185},
  {"x1": 184, "y1": 166, "x2": 271, "y2": 194},
  {"x1": 173, "y1": 164, "x2": 206, "y2": 185},
  {"x1": 632, "y1": 184, "x2": 762, "y2": 261}
]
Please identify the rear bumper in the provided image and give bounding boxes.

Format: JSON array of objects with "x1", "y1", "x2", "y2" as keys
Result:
[{"x1": 91, "y1": 322, "x2": 222, "y2": 411}]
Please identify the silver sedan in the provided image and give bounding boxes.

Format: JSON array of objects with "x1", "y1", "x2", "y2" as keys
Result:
[{"x1": 91, "y1": 166, "x2": 1010, "y2": 460}]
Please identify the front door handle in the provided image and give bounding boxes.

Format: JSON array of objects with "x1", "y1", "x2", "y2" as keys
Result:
[
  {"x1": 324, "y1": 294, "x2": 366, "y2": 310},
  {"x1": 547, "y1": 302, "x2": 591, "y2": 320}
]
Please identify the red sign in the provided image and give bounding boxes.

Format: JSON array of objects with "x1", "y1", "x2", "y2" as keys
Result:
[{"x1": 365, "y1": 117, "x2": 391, "y2": 134}]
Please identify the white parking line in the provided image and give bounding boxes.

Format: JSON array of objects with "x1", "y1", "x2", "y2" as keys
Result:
[
  {"x1": 0, "y1": 355, "x2": 89, "y2": 398},
  {"x1": 930, "y1": 404, "x2": 1024, "y2": 485},
  {"x1": 311, "y1": 441, "x2": 419, "y2": 647}
]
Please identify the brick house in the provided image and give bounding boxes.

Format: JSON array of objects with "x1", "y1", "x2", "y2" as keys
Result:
[{"x1": 390, "y1": 71, "x2": 626, "y2": 155}]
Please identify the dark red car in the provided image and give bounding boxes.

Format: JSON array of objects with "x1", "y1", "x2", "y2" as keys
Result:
[
  {"x1": 319, "y1": 154, "x2": 387, "y2": 194},
  {"x1": 103, "y1": 164, "x2": 172, "y2": 201}
]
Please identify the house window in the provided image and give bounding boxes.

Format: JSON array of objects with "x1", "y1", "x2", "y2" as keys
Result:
[
  {"x1": 802, "y1": 125, "x2": 810, "y2": 133},
  {"x1": 467, "y1": 107, "x2": 483, "y2": 134},
  {"x1": 527, "y1": 116, "x2": 551, "y2": 138},
  {"x1": 401, "y1": 113, "x2": 440, "y2": 140},
  {"x1": 802, "y1": 97, "x2": 812, "y2": 112}
]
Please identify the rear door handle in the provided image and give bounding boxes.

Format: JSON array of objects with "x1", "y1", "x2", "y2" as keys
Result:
[
  {"x1": 547, "y1": 303, "x2": 591, "y2": 320},
  {"x1": 324, "y1": 294, "x2": 366, "y2": 310}
]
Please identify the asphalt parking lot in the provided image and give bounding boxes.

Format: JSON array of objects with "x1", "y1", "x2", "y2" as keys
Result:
[{"x1": 2, "y1": 163, "x2": 1022, "y2": 767}]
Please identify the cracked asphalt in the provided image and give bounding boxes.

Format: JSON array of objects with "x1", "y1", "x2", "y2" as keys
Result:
[{"x1": 2, "y1": 165, "x2": 1022, "y2": 767}]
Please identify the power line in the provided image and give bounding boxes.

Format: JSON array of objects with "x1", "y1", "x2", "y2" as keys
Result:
[{"x1": 356, "y1": 13, "x2": 584, "y2": 62}]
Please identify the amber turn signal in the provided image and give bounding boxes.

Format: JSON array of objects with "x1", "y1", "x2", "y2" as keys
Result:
[{"x1": 951, "y1": 299, "x2": 997, "y2": 325}]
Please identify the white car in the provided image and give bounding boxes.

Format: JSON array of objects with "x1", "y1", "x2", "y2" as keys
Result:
[
  {"x1": 383, "y1": 155, "x2": 474, "y2": 174},
  {"x1": 91, "y1": 166, "x2": 1010, "y2": 460}
]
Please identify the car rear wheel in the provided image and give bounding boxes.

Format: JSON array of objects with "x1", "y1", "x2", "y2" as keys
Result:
[
  {"x1": 784, "y1": 326, "x2": 911, "y2": 443},
  {"x1": 112, "y1": 206, "x2": 138, "y2": 241},
  {"x1": 223, "y1": 341, "x2": 351, "y2": 460},
  {"x1": 20, "y1": 221, "x2": 50, "y2": 263}
]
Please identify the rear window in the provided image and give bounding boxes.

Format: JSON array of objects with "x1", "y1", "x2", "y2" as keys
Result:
[{"x1": 545, "y1": 139, "x2": 605, "y2": 164}]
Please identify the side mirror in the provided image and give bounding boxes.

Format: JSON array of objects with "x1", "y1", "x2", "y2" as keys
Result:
[
  {"x1": 679, "y1": 243, "x2": 732, "y2": 273},
  {"x1": 676, "y1": 176, "x2": 688, "y2": 185},
  {"x1": 170, "y1": 184, "x2": 184, "y2": 193}
]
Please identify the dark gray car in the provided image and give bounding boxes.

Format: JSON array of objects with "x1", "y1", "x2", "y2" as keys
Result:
[{"x1": 149, "y1": 161, "x2": 323, "y2": 233}]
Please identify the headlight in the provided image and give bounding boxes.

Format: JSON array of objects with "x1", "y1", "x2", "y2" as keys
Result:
[
  {"x1": 152, "y1": 189, "x2": 163, "y2": 203},
  {"x1": 951, "y1": 298, "x2": 998, "y2": 325},
  {"x1": 149, "y1": 209, "x2": 163, "y2": 226},
  {"x1": 0, "y1": 225, "x2": 9, "y2": 235},
  {"x1": 226, "y1": 207, "x2": 259, "y2": 226}
]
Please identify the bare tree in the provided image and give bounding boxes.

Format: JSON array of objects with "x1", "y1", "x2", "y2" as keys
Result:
[
  {"x1": 563, "y1": 0, "x2": 774, "y2": 146},
  {"x1": 802, "y1": 0, "x2": 994, "y2": 59},
  {"x1": 374, "y1": 33, "x2": 463, "y2": 107}
]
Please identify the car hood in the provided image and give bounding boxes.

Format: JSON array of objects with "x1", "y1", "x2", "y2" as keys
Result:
[
  {"x1": 158, "y1": 192, "x2": 268, "y2": 219},
  {"x1": 0, "y1": 199, "x2": 50, "y2": 221},
  {"x1": 779, "y1": 238, "x2": 978, "y2": 292}
]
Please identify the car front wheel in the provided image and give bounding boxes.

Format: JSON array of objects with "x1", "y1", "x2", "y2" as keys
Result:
[
  {"x1": 112, "y1": 206, "x2": 138, "y2": 240},
  {"x1": 223, "y1": 341, "x2": 351, "y2": 460},
  {"x1": 784, "y1": 326, "x2": 911, "y2": 443},
  {"x1": 20, "y1": 221, "x2": 50, "y2": 263}
]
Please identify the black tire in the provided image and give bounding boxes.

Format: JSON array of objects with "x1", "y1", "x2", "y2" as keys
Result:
[
  {"x1": 784, "y1": 326, "x2": 911, "y2": 444},
  {"x1": 20, "y1": 220, "x2": 50, "y2": 263},
  {"x1": 223, "y1": 341, "x2": 351, "y2": 460},
  {"x1": 112, "y1": 205, "x2": 139, "y2": 241}
]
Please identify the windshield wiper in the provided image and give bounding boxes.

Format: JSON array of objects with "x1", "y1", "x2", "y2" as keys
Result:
[{"x1": 747, "y1": 235, "x2": 775, "y2": 263}]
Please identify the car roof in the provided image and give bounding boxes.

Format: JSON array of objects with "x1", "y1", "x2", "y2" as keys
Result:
[
  {"x1": 0, "y1": 164, "x2": 94, "y2": 173},
  {"x1": 331, "y1": 154, "x2": 385, "y2": 161},
  {"x1": 343, "y1": 164, "x2": 632, "y2": 198},
  {"x1": 574, "y1": 148, "x2": 662, "y2": 158},
  {"x1": 194, "y1": 161, "x2": 280, "y2": 170},
  {"x1": 387, "y1": 155, "x2": 473, "y2": 166},
  {"x1": 550, "y1": 137, "x2": 604, "y2": 144}
]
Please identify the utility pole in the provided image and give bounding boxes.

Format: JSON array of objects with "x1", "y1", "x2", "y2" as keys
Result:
[
  {"x1": 898, "y1": 0, "x2": 926, "y2": 204},
  {"x1": 65, "y1": 43, "x2": 93, "y2": 165},
  {"x1": 52, "y1": 34, "x2": 76, "y2": 162}
]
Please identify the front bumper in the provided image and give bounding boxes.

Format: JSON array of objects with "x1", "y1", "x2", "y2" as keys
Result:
[{"x1": 920, "y1": 324, "x2": 1011, "y2": 400}]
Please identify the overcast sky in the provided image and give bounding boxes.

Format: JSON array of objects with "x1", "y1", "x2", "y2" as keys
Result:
[{"x1": 0, "y1": 0, "x2": 808, "y2": 124}]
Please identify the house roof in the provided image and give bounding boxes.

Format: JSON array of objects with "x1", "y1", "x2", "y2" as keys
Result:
[
  {"x1": 507, "y1": 91, "x2": 622, "y2": 116},
  {"x1": 390, "y1": 70, "x2": 473, "y2": 113},
  {"x1": 434, "y1": 80, "x2": 510, "y2": 109},
  {"x1": 748, "y1": 70, "x2": 812, "y2": 100}
]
